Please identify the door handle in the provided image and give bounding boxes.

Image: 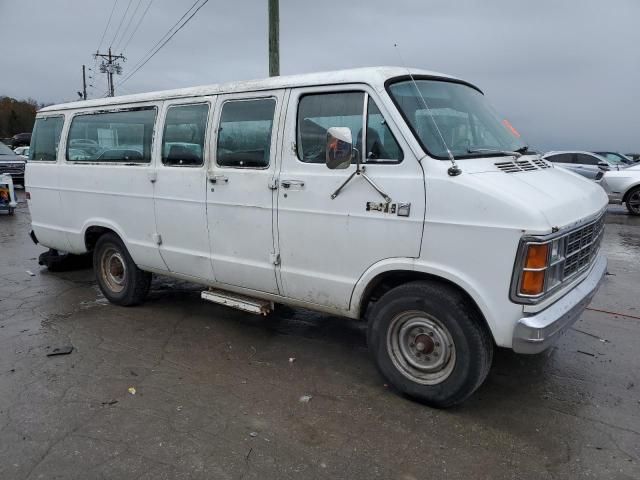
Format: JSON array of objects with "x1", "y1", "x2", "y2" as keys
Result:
[
  {"x1": 281, "y1": 179, "x2": 305, "y2": 189},
  {"x1": 209, "y1": 175, "x2": 229, "y2": 184}
]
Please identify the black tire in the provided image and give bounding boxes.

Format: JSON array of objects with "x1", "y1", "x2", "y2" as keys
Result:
[
  {"x1": 367, "y1": 280, "x2": 493, "y2": 408},
  {"x1": 93, "y1": 233, "x2": 151, "y2": 306},
  {"x1": 625, "y1": 186, "x2": 640, "y2": 216}
]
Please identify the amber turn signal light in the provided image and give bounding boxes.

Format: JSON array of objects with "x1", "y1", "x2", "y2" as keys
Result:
[
  {"x1": 520, "y1": 270, "x2": 545, "y2": 295},
  {"x1": 524, "y1": 243, "x2": 549, "y2": 269},
  {"x1": 519, "y1": 243, "x2": 549, "y2": 296}
]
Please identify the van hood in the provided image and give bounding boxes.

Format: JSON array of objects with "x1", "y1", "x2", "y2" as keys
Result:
[{"x1": 466, "y1": 165, "x2": 608, "y2": 232}]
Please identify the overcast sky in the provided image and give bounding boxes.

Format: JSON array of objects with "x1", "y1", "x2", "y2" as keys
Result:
[{"x1": 1, "y1": 0, "x2": 639, "y2": 152}]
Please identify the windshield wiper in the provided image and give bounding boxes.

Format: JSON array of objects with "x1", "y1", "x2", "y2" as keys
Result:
[{"x1": 467, "y1": 148, "x2": 524, "y2": 159}]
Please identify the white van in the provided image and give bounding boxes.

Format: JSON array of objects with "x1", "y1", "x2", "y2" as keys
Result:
[{"x1": 26, "y1": 67, "x2": 608, "y2": 407}]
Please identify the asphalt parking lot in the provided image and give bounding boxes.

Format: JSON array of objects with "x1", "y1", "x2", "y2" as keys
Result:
[{"x1": 1, "y1": 193, "x2": 639, "y2": 480}]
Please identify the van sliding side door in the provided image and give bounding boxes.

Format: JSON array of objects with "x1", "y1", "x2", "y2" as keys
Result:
[{"x1": 152, "y1": 97, "x2": 216, "y2": 281}]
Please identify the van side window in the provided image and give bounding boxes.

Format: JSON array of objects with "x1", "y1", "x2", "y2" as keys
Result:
[
  {"x1": 297, "y1": 92, "x2": 364, "y2": 164},
  {"x1": 297, "y1": 92, "x2": 403, "y2": 164},
  {"x1": 30, "y1": 116, "x2": 64, "y2": 161},
  {"x1": 67, "y1": 107, "x2": 156, "y2": 163},
  {"x1": 162, "y1": 103, "x2": 209, "y2": 166},
  {"x1": 216, "y1": 98, "x2": 276, "y2": 168}
]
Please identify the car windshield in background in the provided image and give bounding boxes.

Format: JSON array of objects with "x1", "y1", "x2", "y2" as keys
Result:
[
  {"x1": 0, "y1": 142, "x2": 15, "y2": 155},
  {"x1": 387, "y1": 79, "x2": 526, "y2": 159},
  {"x1": 594, "y1": 152, "x2": 632, "y2": 166}
]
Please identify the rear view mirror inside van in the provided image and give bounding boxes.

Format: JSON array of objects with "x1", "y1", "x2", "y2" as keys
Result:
[{"x1": 326, "y1": 127, "x2": 353, "y2": 170}]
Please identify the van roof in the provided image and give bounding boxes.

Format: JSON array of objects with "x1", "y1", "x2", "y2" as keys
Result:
[{"x1": 39, "y1": 66, "x2": 473, "y2": 113}]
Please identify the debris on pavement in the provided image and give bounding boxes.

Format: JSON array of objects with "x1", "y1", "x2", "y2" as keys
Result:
[
  {"x1": 572, "y1": 327, "x2": 609, "y2": 343},
  {"x1": 46, "y1": 346, "x2": 74, "y2": 357},
  {"x1": 577, "y1": 350, "x2": 596, "y2": 357},
  {"x1": 128, "y1": 386, "x2": 137, "y2": 395},
  {"x1": 299, "y1": 395, "x2": 312, "y2": 403},
  {"x1": 25, "y1": 270, "x2": 35, "y2": 276},
  {"x1": 101, "y1": 400, "x2": 118, "y2": 406},
  {"x1": 249, "y1": 432, "x2": 258, "y2": 437}
]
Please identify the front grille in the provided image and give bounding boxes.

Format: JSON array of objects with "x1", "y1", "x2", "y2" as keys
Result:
[
  {"x1": 0, "y1": 163, "x2": 25, "y2": 176},
  {"x1": 495, "y1": 158, "x2": 552, "y2": 173},
  {"x1": 562, "y1": 213, "x2": 605, "y2": 280}
]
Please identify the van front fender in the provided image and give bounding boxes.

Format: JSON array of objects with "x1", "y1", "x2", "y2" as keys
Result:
[{"x1": 350, "y1": 258, "x2": 522, "y2": 348}]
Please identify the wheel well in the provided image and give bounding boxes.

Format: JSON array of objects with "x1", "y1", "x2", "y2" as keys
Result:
[
  {"x1": 84, "y1": 226, "x2": 115, "y2": 251},
  {"x1": 623, "y1": 184, "x2": 640, "y2": 203},
  {"x1": 359, "y1": 270, "x2": 493, "y2": 339}
]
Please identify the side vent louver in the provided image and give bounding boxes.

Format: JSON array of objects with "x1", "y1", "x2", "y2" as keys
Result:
[{"x1": 495, "y1": 158, "x2": 552, "y2": 173}]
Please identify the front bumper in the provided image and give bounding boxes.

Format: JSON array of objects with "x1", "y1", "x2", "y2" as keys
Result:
[{"x1": 512, "y1": 254, "x2": 607, "y2": 354}]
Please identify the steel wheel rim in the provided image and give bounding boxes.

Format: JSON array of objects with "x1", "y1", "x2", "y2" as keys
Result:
[
  {"x1": 628, "y1": 191, "x2": 640, "y2": 214},
  {"x1": 101, "y1": 247, "x2": 126, "y2": 293},
  {"x1": 386, "y1": 311, "x2": 456, "y2": 385}
]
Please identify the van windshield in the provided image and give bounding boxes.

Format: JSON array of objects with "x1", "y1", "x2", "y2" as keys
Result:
[{"x1": 388, "y1": 79, "x2": 526, "y2": 159}]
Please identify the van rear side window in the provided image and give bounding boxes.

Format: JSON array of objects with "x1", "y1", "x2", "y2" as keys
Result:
[
  {"x1": 67, "y1": 107, "x2": 157, "y2": 163},
  {"x1": 162, "y1": 103, "x2": 209, "y2": 167},
  {"x1": 30, "y1": 116, "x2": 64, "y2": 162}
]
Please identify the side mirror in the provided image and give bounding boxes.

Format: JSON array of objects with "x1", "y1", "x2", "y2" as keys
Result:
[
  {"x1": 325, "y1": 127, "x2": 353, "y2": 170},
  {"x1": 597, "y1": 161, "x2": 610, "y2": 170}
]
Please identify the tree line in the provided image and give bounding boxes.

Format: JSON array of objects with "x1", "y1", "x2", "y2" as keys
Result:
[{"x1": 0, "y1": 96, "x2": 44, "y2": 138}]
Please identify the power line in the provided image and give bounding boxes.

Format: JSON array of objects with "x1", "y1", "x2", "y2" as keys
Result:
[
  {"x1": 110, "y1": 0, "x2": 134, "y2": 49},
  {"x1": 127, "y1": 0, "x2": 202, "y2": 69},
  {"x1": 116, "y1": 0, "x2": 209, "y2": 89},
  {"x1": 119, "y1": 0, "x2": 154, "y2": 53},
  {"x1": 113, "y1": 0, "x2": 143, "y2": 52},
  {"x1": 96, "y1": 0, "x2": 119, "y2": 53}
]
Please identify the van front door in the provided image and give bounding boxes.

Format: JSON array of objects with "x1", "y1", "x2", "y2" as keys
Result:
[
  {"x1": 206, "y1": 91, "x2": 284, "y2": 295},
  {"x1": 276, "y1": 86, "x2": 425, "y2": 310}
]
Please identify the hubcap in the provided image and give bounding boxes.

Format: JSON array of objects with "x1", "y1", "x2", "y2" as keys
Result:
[
  {"x1": 387, "y1": 311, "x2": 456, "y2": 385},
  {"x1": 101, "y1": 248, "x2": 126, "y2": 293}
]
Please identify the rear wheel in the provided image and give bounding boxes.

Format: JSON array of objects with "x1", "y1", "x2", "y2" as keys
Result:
[
  {"x1": 367, "y1": 280, "x2": 493, "y2": 408},
  {"x1": 625, "y1": 187, "x2": 640, "y2": 216},
  {"x1": 94, "y1": 233, "x2": 151, "y2": 306}
]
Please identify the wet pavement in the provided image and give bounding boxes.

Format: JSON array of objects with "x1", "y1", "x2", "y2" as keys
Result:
[{"x1": 1, "y1": 193, "x2": 639, "y2": 480}]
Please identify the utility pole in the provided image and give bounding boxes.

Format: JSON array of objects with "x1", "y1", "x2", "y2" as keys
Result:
[
  {"x1": 95, "y1": 47, "x2": 125, "y2": 97},
  {"x1": 268, "y1": 0, "x2": 279, "y2": 76},
  {"x1": 81, "y1": 65, "x2": 87, "y2": 100}
]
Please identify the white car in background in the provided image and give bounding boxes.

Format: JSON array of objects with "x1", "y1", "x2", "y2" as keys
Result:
[
  {"x1": 14, "y1": 146, "x2": 30, "y2": 158},
  {"x1": 601, "y1": 164, "x2": 640, "y2": 215}
]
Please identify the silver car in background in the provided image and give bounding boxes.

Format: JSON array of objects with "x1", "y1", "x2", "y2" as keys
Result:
[
  {"x1": 0, "y1": 141, "x2": 26, "y2": 186},
  {"x1": 542, "y1": 151, "x2": 619, "y2": 181},
  {"x1": 601, "y1": 163, "x2": 640, "y2": 215}
]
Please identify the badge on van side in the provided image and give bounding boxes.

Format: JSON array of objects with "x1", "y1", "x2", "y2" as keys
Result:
[{"x1": 365, "y1": 202, "x2": 411, "y2": 217}]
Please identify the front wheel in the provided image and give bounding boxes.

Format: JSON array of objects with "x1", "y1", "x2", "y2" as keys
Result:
[
  {"x1": 367, "y1": 281, "x2": 493, "y2": 408},
  {"x1": 93, "y1": 233, "x2": 151, "y2": 306},
  {"x1": 625, "y1": 187, "x2": 640, "y2": 216}
]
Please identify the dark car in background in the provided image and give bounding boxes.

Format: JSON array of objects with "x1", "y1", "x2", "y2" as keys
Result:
[
  {"x1": 0, "y1": 141, "x2": 26, "y2": 186},
  {"x1": 9, "y1": 132, "x2": 31, "y2": 148}
]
